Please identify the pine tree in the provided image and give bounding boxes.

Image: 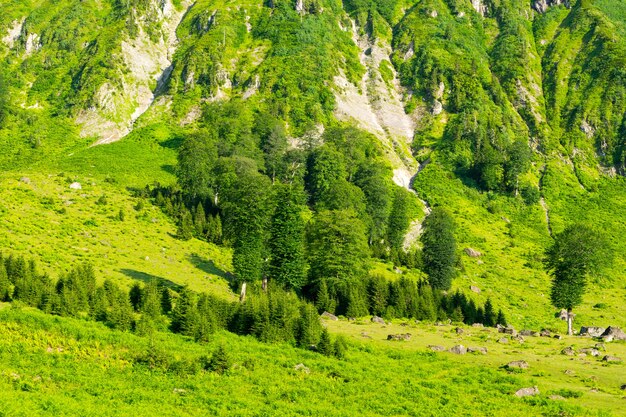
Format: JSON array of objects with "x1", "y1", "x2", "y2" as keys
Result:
[
  {"x1": 317, "y1": 328, "x2": 334, "y2": 356},
  {"x1": 367, "y1": 275, "x2": 389, "y2": 317},
  {"x1": 496, "y1": 309, "x2": 507, "y2": 327},
  {"x1": 194, "y1": 202, "x2": 206, "y2": 237},
  {"x1": 161, "y1": 286, "x2": 173, "y2": 314},
  {"x1": 315, "y1": 280, "x2": 335, "y2": 314},
  {"x1": 207, "y1": 345, "x2": 230, "y2": 375},
  {"x1": 296, "y1": 304, "x2": 322, "y2": 348},
  {"x1": 141, "y1": 281, "x2": 162, "y2": 320},
  {"x1": 268, "y1": 184, "x2": 307, "y2": 290},
  {"x1": 421, "y1": 208, "x2": 457, "y2": 290},
  {"x1": 483, "y1": 298, "x2": 496, "y2": 327},
  {"x1": 451, "y1": 306, "x2": 464, "y2": 323},
  {"x1": 0, "y1": 262, "x2": 11, "y2": 301},
  {"x1": 129, "y1": 283, "x2": 142, "y2": 311},
  {"x1": 177, "y1": 210, "x2": 194, "y2": 240}
]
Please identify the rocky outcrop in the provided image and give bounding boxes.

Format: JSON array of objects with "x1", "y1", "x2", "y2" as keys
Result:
[
  {"x1": 80, "y1": 0, "x2": 192, "y2": 145},
  {"x1": 472, "y1": 0, "x2": 487, "y2": 16},
  {"x1": 532, "y1": 0, "x2": 569, "y2": 13}
]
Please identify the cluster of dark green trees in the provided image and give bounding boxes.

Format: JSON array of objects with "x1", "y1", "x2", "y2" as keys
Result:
[
  {"x1": 165, "y1": 101, "x2": 478, "y2": 318},
  {"x1": 329, "y1": 275, "x2": 507, "y2": 327},
  {"x1": 0, "y1": 253, "x2": 345, "y2": 358}
]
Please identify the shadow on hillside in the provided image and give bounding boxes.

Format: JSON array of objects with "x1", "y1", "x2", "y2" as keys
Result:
[
  {"x1": 188, "y1": 253, "x2": 231, "y2": 281},
  {"x1": 161, "y1": 164, "x2": 176, "y2": 175},
  {"x1": 120, "y1": 269, "x2": 183, "y2": 292}
]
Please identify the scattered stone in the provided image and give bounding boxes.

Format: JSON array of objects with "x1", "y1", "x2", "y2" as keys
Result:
[
  {"x1": 515, "y1": 387, "x2": 539, "y2": 397},
  {"x1": 595, "y1": 343, "x2": 606, "y2": 351},
  {"x1": 590, "y1": 388, "x2": 599, "y2": 393},
  {"x1": 470, "y1": 285, "x2": 481, "y2": 294},
  {"x1": 428, "y1": 345, "x2": 446, "y2": 352},
  {"x1": 514, "y1": 335, "x2": 525, "y2": 343},
  {"x1": 69, "y1": 182, "x2": 82, "y2": 190},
  {"x1": 455, "y1": 327, "x2": 464, "y2": 335},
  {"x1": 468, "y1": 346, "x2": 487, "y2": 355},
  {"x1": 360, "y1": 332, "x2": 371, "y2": 339},
  {"x1": 620, "y1": 384, "x2": 626, "y2": 391},
  {"x1": 561, "y1": 346, "x2": 576, "y2": 356},
  {"x1": 429, "y1": 9, "x2": 438, "y2": 18},
  {"x1": 371, "y1": 316, "x2": 386, "y2": 325},
  {"x1": 472, "y1": 323, "x2": 484, "y2": 328},
  {"x1": 19, "y1": 177, "x2": 31, "y2": 184},
  {"x1": 580, "y1": 348, "x2": 600, "y2": 357},
  {"x1": 506, "y1": 360, "x2": 529, "y2": 369},
  {"x1": 10, "y1": 373, "x2": 20, "y2": 380},
  {"x1": 602, "y1": 327, "x2": 626, "y2": 342},
  {"x1": 602, "y1": 355, "x2": 622, "y2": 363},
  {"x1": 549, "y1": 395, "x2": 565, "y2": 400},
  {"x1": 540, "y1": 329, "x2": 551, "y2": 337},
  {"x1": 464, "y1": 248, "x2": 482, "y2": 258},
  {"x1": 387, "y1": 333, "x2": 411, "y2": 341},
  {"x1": 564, "y1": 370, "x2": 575, "y2": 376},
  {"x1": 294, "y1": 363, "x2": 310, "y2": 374},
  {"x1": 579, "y1": 326, "x2": 606, "y2": 337},
  {"x1": 520, "y1": 330, "x2": 538, "y2": 337},
  {"x1": 172, "y1": 388, "x2": 187, "y2": 395},
  {"x1": 498, "y1": 337, "x2": 509, "y2": 344},
  {"x1": 553, "y1": 334, "x2": 562, "y2": 340},
  {"x1": 499, "y1": 326, "x2": 517, "y2": 336},
  {"x1": 449, "y1": 345, "x2": 467, "y2": 355},
  {"x1": 321, "y1": 312, "x2": 338, "y2": 321}
]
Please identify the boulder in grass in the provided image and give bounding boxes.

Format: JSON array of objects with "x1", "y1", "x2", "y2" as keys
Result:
[
  {"x1": 506, "y1": 360, "x2": 529, "y2": 370},
  {"x1": 602, "y1": 355, "x2": 622, "y2": 363},
  {"x1": 387, "y1": 333, "x2": 411, "y2": 341},
  {"x1": 455, "y1": 327, "x2": 464, "y2": 335},
  {"x1": 520, "y1": 330, "x2": 538, "y2": 337},
  {"x1": 498, "y1": 337, "x2": 509, "y2": 344},
  {"x1": 429, "y1": 345, "x2": 446, "y2": 352},
  {"x1": 579, "y1": 348, "x2": 600, "y2": 357},
  {"x1": 294, "y1": 363, "x2": 310, "y2": 374},
  {"x1": 579, "y1": 326, "x2": 606, "y2": 337},
  {"x1": 19, "y1": 177, "x2": 31, "y2": 184},
  {"x1": 321, "y1": 312, "x2": 338, "y2": 321},
  {"x1": 464, "y1": 248, "x2": 482, "y2": 257},
  {"x1": 449, "y1": 345, "x2": 467, "y2": 355},
  {"x1": 470, "y1": 285, "x2": 481, "y2": 294},
  {"x1": 371, "y1": 316, "x2": 386, "y2": 325},
  {"x1": 561, "y1": 346, "x2": 576, "y2": 356},
  {"x1": 69, "y1": 182, "x2": 82, "y2": 190},
  {"x1": 540, "y1": 329, "x2": 551, "y2": 337},
  {"x1": 468, "y1": 346, "x2": 487, "y2": 355},
  {"x1": 601, "y1": 327, "x2": 626, "y2": 342},
  {"x1": 515, "y1": 387, "x2": 539, "y2": 397}
]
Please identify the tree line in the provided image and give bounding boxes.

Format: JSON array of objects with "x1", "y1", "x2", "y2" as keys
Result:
[{"x1": 0, "y1": 253, "x2": 507, "y2": 353}]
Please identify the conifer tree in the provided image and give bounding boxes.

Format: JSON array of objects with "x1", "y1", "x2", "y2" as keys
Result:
[
  {"x1": 421, "y1": 208, "x2": 457, "y2": 290},
  {"x1": 296, "y1": 304, "x2": 322, "y2": 348},
  {"x1": 194, "y1": 202, "x2": 206, "y2": 236},
  {"x1": 317, "y1": 328, "x2": 334, "y2": 356},
  {"x1": 496, "y1": 309, "x2": 507, "y2": 327},
  {"x1": 483, "y1": 298, "x2": 496, "y2": 327},
  {"x1": 269, "y1": 184, "x2": 307, "y2": 290},
  {"x1": 315, "y1": 280, "x2": 335, "y2": 314},
  {"x1": 177, "y1": 210, "x2": 194, "y2": 240},
  {"x1": 0, "y1": 262, "x2": 11, "y2": 302}
]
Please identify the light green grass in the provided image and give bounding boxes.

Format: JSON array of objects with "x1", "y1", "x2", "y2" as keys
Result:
[{"x1": 0, "y1": 306, "x2": 620, "y2": 416}]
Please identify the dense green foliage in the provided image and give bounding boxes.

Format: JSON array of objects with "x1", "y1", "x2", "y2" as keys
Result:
[
  {"x1": 546, "y1": 224, "x2": 610, "y2": 311},
  {"x1": 421, "y1": 207, "x2": 457, "y2": 290}
]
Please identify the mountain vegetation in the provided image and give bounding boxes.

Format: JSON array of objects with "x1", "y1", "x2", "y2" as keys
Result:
[{"x1": 1, "y1": 0, "x2": 626, "y2": 415}]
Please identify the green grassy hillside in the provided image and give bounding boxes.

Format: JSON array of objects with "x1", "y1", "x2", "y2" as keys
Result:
[{"x1": 1, "y1": 306, "x2": 623, "y2": 416}]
